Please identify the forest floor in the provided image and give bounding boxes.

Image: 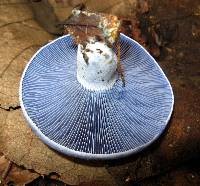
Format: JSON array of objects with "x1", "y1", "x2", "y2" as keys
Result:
[{"x1": 0, "y1": 0, "x2": 200, "y2": 185}]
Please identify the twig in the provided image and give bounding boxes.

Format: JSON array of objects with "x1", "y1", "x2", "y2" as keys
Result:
[
  {"x1": 117, "y1": 42, "x2": 125, "y2": 87},
  {"x1": 0, "y1": 18, "x2": 33, "y2": 29},
  {"x1": 62, "y1": 22, "x2": 97, "y2": 27}
]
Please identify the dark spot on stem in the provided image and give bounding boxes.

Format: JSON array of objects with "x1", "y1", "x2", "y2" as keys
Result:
[{"x1": 96, "y1": 48, "x2": 103, "y2": 54}]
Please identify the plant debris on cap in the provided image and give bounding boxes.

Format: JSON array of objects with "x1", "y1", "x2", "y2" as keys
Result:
[{"x1": 64, "y1": 9, "x2": 121, "y2": 47}]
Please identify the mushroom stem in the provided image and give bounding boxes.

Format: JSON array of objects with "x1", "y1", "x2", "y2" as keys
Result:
[{"x1": 76, "y1": 42, "x2": 117, "y2": 91}]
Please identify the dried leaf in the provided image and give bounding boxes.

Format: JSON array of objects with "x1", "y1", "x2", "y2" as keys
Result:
[
  {"x1": 0, "y1": 5, "x2": 52, "y2": 110},
  {"x1": 0, "y1": 4, "x2": 32, "y2": 27},
  {"x1": 0, "y1": 156, "x2": 9, "y2": 175},
  {"x1": 0, "y1": 155, "x2": 39, "y2": 186}
]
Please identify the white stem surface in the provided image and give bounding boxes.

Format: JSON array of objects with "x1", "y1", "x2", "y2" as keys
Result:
[{"x1": 77, "y1": 42, "x2": 117, "y2": 91}]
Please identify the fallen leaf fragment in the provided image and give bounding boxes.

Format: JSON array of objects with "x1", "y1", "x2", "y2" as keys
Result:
[{"x1": 0, "y1": 155, "x2": 39, "y2": 186}]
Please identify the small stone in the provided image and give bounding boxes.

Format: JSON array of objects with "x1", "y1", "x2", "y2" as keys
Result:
[
  {"x1": 191, "y1": 174, "x2": 195, "y2": 179},
  {"x1": 165, "y1": 47, "x2": 173, "y2": 53},
  {"x1": 178, "y1": 52, "x2": 184, "y2": 58},
  {"x1": 125, "y1": 176, "x2": 131, "y2": 182},
  {"x1": 187, "y1": 126, "x2": 191, "y2": 132}
]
